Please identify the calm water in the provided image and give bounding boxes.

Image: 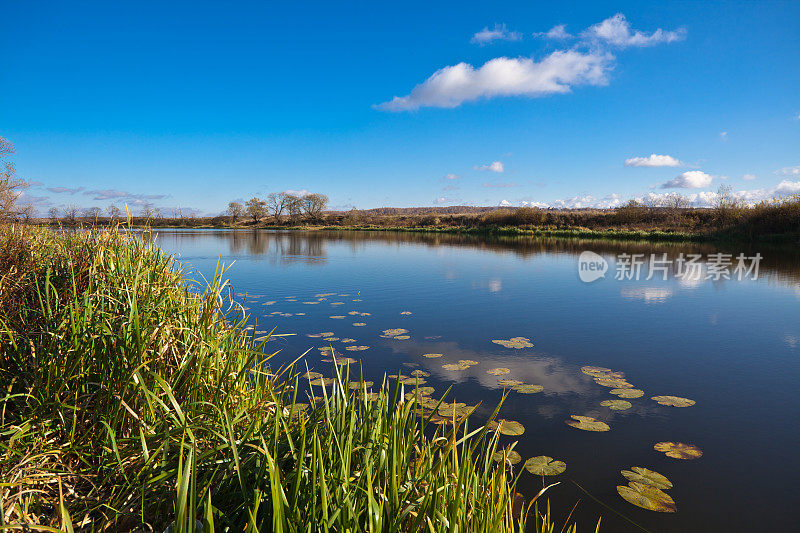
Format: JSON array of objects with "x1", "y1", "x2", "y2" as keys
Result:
[{"x1": 152, "y1": 229, "x2": 800, "y2": 532}]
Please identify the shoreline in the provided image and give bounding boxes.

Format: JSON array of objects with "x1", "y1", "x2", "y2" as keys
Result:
[{"x1": 41, "y1": 221, "x2": 800, "y2": 244}]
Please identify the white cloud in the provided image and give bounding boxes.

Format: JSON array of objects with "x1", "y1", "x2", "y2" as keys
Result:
[
  {"x1": 776, "y1": 165, "x2": 800, "y2": 177},
  {"x1": 775, "y1": 179, "x2": 800, "y2": 194},
  {"x1": 434, "y1": 196, "x2": 447, "y2": 204},
  {"x1": 661, "y1": 170, "x2": 714, "y2": 189},
  {"x1": 533, "y1": 24, "x2": 572, "y2": 40},
  {"x1": 471, "y1": 24, "x2": 522, "y2": 45},
  {"x1": 444, "y1": 173, "x2": 459, "y2": 180},
  {"x1": 582, "y1": 13, "x2": 686, "y2": 48},
  {"x1": 475, "y1": 161, "x2": 504, "y2": 173},
  {"x1": 499, "y1": 199, "x2": 512, "y2": 206},
  {"x1": 376, "y1": 50, "x2": 613, "y2": 111},
  {"x1": 742, "y1": 174, "x2": 757, "y2": 181},
  {"x1": 284, "y1": 189, "x2": 311, "y2": 197},
  {"x1": 720, "y1": 131, "x2": 728, "y2": 140},
  {"x1": 624, "y1": 154, "x2": 683, "y2": 167}
]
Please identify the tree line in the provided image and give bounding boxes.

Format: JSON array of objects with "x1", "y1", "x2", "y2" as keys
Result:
[{"x1": 226, "y1": 192, "x2": 329, "y2": 223}]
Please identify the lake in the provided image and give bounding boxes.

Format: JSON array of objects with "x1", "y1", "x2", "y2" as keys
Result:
[{"x1": 151, "y1": 228, "x2": 800, "y2": 532}]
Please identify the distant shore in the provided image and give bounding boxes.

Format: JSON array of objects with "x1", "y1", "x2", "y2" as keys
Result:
[{"x1": 32, "y1": 199, "x2": 800, "y2": 244}]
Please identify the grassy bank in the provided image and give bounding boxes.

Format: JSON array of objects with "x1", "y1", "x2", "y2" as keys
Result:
[{"x1": 0, "y1": 225, "x2": 592, "y2": 531}]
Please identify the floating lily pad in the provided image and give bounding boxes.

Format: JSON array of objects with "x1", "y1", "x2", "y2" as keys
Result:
[
  {"x1": 565, "y1": 415, "x2": 610, "y2": 432},
  {"x1": 442, "y1": 363, "x2": 464, "y2": 371},
  {"x1": 497, "y1": 379, "x2": 523, "y2": 387},
  {"x1": 330, "y1": 316, "x2": 346, "y2": 319},
  {"x1": 411, "y1": 370, "x2": 430, "y2": 377},
  {"x1": 263, "y1": 301, "x2": 276, "y2": 305},
  {"x1": 295, "y1": 312, "x2": 306, "y2": 316},
  {"x1": 310, "y1": 378, "x2": 334, "y2": 387},
  {"x1": 348, "y1": 381, "x2": 374, "y2": 390},
  {"x1": 492, "y1": 449, "x2": 522, "y2": 465},
  {"x1": 492, "y1": 337, "x2": 534, "y2": 349},
  {"x1": 411, "y1": 386, "x2": 435, "y2": 396},
  {"x1": 600, "y1": 399, "x2": 632, "y2": 410},
  {"x1": 610, "y1": 388, "x2": 644, "y2": 398},
  {"x1": 341, "y1": 338, "x2": 356, "y2": 343},
  {"x1": 486, "y1": 368, "x2": 511, "y2": 376},
  {"x1": 400, "y1": 311, "x2": 412, "y2": 315},
  {"x1": 360, "y1": 312, "x2": 371, "y2": 316},
  {"x1": 621, "y1": 467, "x2": 673, "y2": 490},
  {"x1": 652, "y1": 396, "x2": 695, "y2": 407},
  {"x1": 617, "y1": 482, "x2": 676, "y2": 513},
  {"x1": 322, "y1": 357, "x2": 357, "y2": 365},
  {"x1": 345, "y1": 345, "x2": 370, "y2": 351},
  {"x1": 458, "y1": 359, "x2": 479, "y2": 367},
  {"x1": 352, "y1": 298, "x2": 363, "y2": 302},
  {"x1": 302, "y1": 371, "x2": 323, "y2": 379},
  {"x1": 524, "y1": 456, "x2": 566, "y2": 476},
  {"x1": 394, "y1": 335, "x2": 410, "y2": 340},
  {"x1": 381, "y1": 328, "x2": 409, "y2": 338},
  {"x1": 330, "y1": 302, "x2": 345, "y2": 305},
  {"x1": 513, "y1": 384, "x2": 544, "y2": 394},
  {"x1": 487, "y1": 419, "x2": 525, "y2": 436},
  {"x1": 323, "y1": 337, "x2": 339, "y2": 341},
  {"x1": 348, "y1": 311, "x2": 360, "y2": 315},
  {"x1": 654, "y1": 442, "x2": 703, "y2": 460},
  {"x1": 422, "y1": 353, "x2": 444, "y2": 358},
  {"x1": 353, "y1": 323, "x2": 367, "y2": 327},
  {"x1": 594, "y1": 378, "x2": 634, "y2": 388},
  {"x1": 315, "y1": 293, "x2": 336, "y2": 297},
  {"x1": 302, "y1": 301, "x2": 320, "y2": 305},
  {"x1": 399, "y1": 377, "x2": 427, "y2": 385}
]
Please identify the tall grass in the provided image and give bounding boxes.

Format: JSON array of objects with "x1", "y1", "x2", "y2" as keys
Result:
[{"x1": 0, "y1": 225, "x2": 590, "y2": 531}]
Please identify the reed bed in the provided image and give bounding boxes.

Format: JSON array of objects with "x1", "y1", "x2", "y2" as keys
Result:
[{"x1": 0, "y1": 225, "x2": 591, "y2": 532}]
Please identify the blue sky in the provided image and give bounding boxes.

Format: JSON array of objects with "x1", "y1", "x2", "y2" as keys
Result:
[{"x1": 2, "y1": 1, "x2": 799, "y2": 214}]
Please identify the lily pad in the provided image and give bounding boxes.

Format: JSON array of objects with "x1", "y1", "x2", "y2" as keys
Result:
[
  {"x1": 610, "y1": 388, "x2": 644, "y2": 399},
  {"x1": 341, "y1": 338, "x2": 357, "y2": 343},
  {"x1": 381, "y1": 328, "x2": 409, "y2": 338},
  {"x1": 400, "y1": 311, "x2": 412, "y2": 315},
  {"x1": 487, "y1": 419, "x2": 525, "y2": 436},
  {"x1": 458, "y1": 359, "x2": 479, "y2": 367},
  {"x1": 513, "y1": 384, "x2": 544, "y2": 394},
  {"x1": 492, "y1": 337, "x2": 534, "y2": 349},
  {"x1": 310, "y1": 378, "x2": 334, "y2": 387},
  {"x1": 654, "y1": 442, "x2": 703, "y2": 460},
  {"x1": 323, "y1": 337, "x2": 339, "y2": 341},
  {"x1": 302, "y1": 301, "x2": 320, "y2": 305},
  {"x1": 565, "y1": 415, "x2": 610, "y2": 432},
  {"x1": 621, "y1": 467, "x2": 673, "y2": 490},
  {"x1": 345, "y1": 345, "x2": 370, "y2": 351},
  {"x1": 422, "y1": 353, "x2": 444, "y2": 358},
  {"x1": 302, "y1": 371, "x2": 323, "y2": 379},
  {"x1": 352, "y1": 323, "x2": 367, "y2": 327},
  {"x1": 594, "y1": 378, "x2": 634, "y2": 388},
  {"x1": 411, "y1": 370, "x2": 430, "y2": 377},
  {"x1": 524, "y1": 456, "x2": 566, "y2": 476},
  {"x1": 330, "y1": 316, "x2": 346, "y2": 319},
  {"x1": 442, "y1": 363, "x2": 464, "y2": 371},
  {"x1": 652, "y1": 396, "x2": 695, "y2": 407},
  {"x1": 497, "y1": 379, "x2": 523, "y2": 387},
  {"x1": 492, "y1": 449, "x2": 522, "y2": 465},
  {"x1": 600, "y1": 399, "x2": 632, "y2": 410},
  {"x1": 348, "y1": 381, "x2": 374, "y2": 389},
  {"x1": 394, "y1": 335, "x2": 411, "y2": 340},
  {"x1": 487, "y1": 368, "x2": 511, "y2": 376},
  {"x1": 617, "y1": 482, "x2": 676, "y2": 513},
  {"x1": 581, "y1": 365, "x2": 612, "y2": 377}
]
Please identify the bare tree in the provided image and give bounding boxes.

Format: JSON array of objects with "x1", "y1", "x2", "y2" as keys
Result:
[
  {"x1": 713, "y1": 184, "x2": 742, "y2": 210},
  {"x1": 285, "y1": 195, "x2": 303, "y2": 221},
  {"x1": 85, "y1": 206, "x2": 102, "y2": 221},
  {"x1": 662, "y1": 192, "x2": 691, "y2": 210},
  {"x1": 267, "y1": 192, "x2": 289, "y2": 222},
  {"x1": 48, "y1": 206, "x2": 60, "y2": 221},
  {"x1": 64, "y1": 204, "x2": 79, "y2": 224},
  {"x1": 19, "y1": 204, "x2": 35, "y2": 223},
  {"x1": 107, "y1": 205, "x2": 121, "y2": 219},
  {"x1": 227, "y1": 201, "x2": 244, "y2": 222},
  {"x1": 140, "y1": 203, "x2": 155, "y2": 219},
  {"x1": 245, "y1": 197, "x2": 267, "y2": 222},
  {"x1": 301, "y1": 193, "x2": 329, "y2": 220},
  {"x1": 0, "y1": 136, "x2": 30, "y2": 220}
]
